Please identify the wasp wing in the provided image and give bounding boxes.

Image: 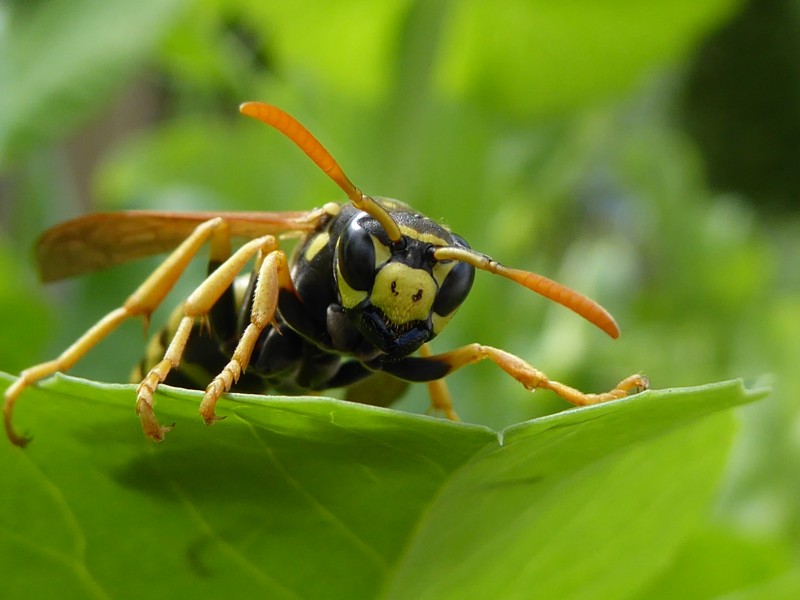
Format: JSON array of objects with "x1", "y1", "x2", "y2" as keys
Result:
[{"x1": 36, "y1": 210, "x2": 325, "y2": 282}]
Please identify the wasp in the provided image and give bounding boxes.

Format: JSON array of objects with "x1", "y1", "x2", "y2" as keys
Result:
[{"x1": 3, "y1": 102, "x2": 647, "y2": 446}]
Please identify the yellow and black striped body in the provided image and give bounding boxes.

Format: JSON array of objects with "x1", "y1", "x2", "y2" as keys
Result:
[
  {"x1": 4, "y1": 102, "x2": 646, "y2": 447},
  {"x1": 136, "y1": 198, "x2": 476, "y2": 402}
]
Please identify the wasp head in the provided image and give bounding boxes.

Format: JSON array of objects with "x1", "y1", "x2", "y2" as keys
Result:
[{"x1": 334, "y1": 199, "x2": 475, "y2": 358}]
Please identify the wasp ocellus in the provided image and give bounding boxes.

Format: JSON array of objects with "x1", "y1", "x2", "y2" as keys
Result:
[{"x1": 3, "y1": 102, "x2": 647, "y2": 446}]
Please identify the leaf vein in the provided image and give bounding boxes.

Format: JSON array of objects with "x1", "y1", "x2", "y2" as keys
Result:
[
  {"x1": 234, "y1": 412, "x2": 391, "y2": 572},
  {"x1": 147, "y1": 446, "x2": 304, "y2": 599}
]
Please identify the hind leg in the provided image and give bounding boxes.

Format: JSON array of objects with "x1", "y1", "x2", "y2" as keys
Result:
[{"x1": 4, "y1": 218, "x2": 227, "y2": 447}]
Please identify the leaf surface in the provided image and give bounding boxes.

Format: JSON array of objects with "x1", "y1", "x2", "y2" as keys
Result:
[{"x1": 0, "y1": 375, "x2": 765, "y2": 599}]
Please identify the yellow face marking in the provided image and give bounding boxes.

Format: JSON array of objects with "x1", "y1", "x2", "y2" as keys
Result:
[
  {"x1": 304, "y1": 231, "x2": 330, "y2": 262},
  {"x1": 398, "y1": 225, "x2": 450, "y2": 247},
  {"x1": 431, "y1": 260, "x2": 458, "y2": 287},
  {"x1": 371, "y1": 234, "x2": 391, "y2": 268},
  {"x1": 336, "y1": 261, "x2": 368, "y2": 308},
  {"x1": 370, "y1": 262, "x2": 436, "y2": 325},
  {"x1": 431, "y1": 311, "x2": 456, "y2": 335}
]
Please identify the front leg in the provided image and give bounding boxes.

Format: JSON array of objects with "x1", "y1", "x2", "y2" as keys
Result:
[
  {"x1": 199, "y1": 247, "x2": 295, "y2": 424},
  {"x1": 376, "y1": 343, "x2": 648, "y2": 411}
]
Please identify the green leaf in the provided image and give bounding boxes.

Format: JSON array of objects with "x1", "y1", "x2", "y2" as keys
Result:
[
  {"x1": 632, "y1": 526, "x2": 796, "y2": 599},
  {"x1": 436, "y1": 0, "x2": 741, "y2": 116},
  {"x1": 193, "y1": 0, "x2": 741, "y2": 118},
  {"x1": 0, "y1": 374, "x2": 765, "y2": 599}
]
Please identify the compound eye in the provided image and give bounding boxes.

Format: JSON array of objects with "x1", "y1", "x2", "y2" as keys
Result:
[
  {"x1": 434, "y1": 260, "x2": 475, "y2": 316},
  {"x1": 337, "y1": 215, "x2": 377, "y2": 291},
  {"x1": 433, "y1": 235, "x2": 475, "y2": 317}
]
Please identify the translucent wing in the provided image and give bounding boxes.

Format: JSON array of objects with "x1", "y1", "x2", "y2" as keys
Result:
[{"x1": 36, "y1": 209, "x2": 325, "y2": 282}]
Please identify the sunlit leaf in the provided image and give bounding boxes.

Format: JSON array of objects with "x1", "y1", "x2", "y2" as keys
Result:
[{"x1": 0, "y1": 374, "x2": 765, "y2": 598}]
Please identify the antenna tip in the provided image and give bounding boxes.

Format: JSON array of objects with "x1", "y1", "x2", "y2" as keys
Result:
[{"x1": 239, "y1": 101, "x2": 259, "y2": 117}]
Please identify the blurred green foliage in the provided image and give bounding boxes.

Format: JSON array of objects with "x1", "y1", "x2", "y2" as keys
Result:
[
  {"x1": 1, "y1": 0, "x2": 798, "y2": 596},
  {"x1": 683, "y1": 0, "x2": 800, "y2": 210}
]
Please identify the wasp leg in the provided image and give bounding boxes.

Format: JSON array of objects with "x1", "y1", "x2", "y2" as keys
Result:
[
  {"x1": 434, "y1": 344, "x2": 647, "y2": 405},
  {"x1": 379, "y1": 343, "x2": 648, "y2": 408},
  {"x1": 418, "y1": 343, "x2": 460, "y2": 421},
  {"x1": 136, "y1": 234, "x2": 282, "y2": 440},
  {"x1": 3, "y1": 217, "x2": 228, "y2": 447},
  {"x1": 198, "y1": 248, "x2": 294, "y2": 425}
]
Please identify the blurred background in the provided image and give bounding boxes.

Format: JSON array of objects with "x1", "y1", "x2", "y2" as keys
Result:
[{"x1": 1, "y1": 0, "x2": 798, "y2": 593}]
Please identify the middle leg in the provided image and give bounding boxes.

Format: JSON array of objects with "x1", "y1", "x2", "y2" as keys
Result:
[{"x1": 418, "y1": 343, "x2": 459, "y2": 421}]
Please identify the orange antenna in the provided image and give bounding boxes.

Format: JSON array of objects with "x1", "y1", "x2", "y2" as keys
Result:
[
  {"x1": 239, "y1": 102, "x2": 402, "y2": 242},
  {"x1": 433, "y1": 246, "x2": 620, "y2": 338}
]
